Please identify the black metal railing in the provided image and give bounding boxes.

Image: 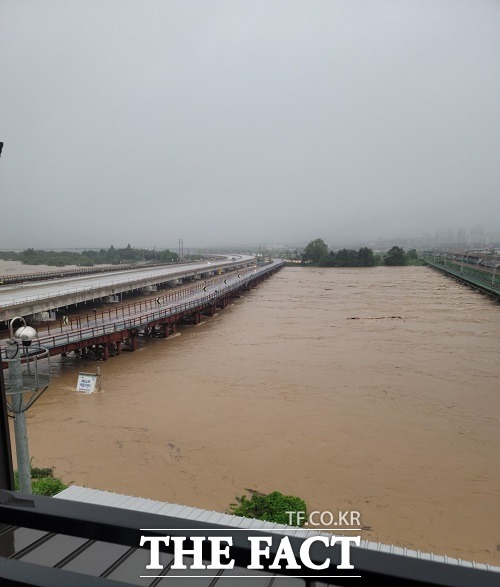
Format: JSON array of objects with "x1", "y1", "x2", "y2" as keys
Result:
[{"x1": 0, "y1": 489, "x2": 497, "y2": 586}]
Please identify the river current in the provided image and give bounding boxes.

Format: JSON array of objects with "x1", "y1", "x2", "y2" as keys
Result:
[{"x1": 17, "y1": 266, "x2": 500, "y2": 564}]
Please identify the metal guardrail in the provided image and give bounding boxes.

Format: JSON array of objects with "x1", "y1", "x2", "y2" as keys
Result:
[
  {"x1": 0, "y1": 257, "x2": 254, "y2": 309},
  {"x1": 31, "y1": 267, "x2": 256, "y2": 335},
  {"x1": 0, "y1": 488, "x2": 498, "y2": 586},
  {"x1": 0, "y1": 262, "x2": 176, "y2": 286},
  {"x1": 427, "y1": 261, "x2": 500, "y2": 298},
  {"x1": 1, "y1": 263, "x2": 283, "y2": 356}
]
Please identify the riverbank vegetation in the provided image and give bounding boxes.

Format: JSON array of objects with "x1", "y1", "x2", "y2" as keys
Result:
[
  {"x1": 229, "y1": 490, "x2": 307, "y2": 526},
  {"x1": 0, "y1": 245, "x2": 178, "y2": 267},
  {"x1": 14, "y1": 465, "x2": 68, "y2": 496},
  {"x1": 300, "y1": 239, "x2": 424, "y2": 267},
  {"x1": 318, "y1": 246, "x2": 378, "y2": 267}
]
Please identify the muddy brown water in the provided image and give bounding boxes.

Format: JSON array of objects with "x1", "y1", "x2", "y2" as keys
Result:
[{"x1": 10, "y1": 266, "x2": 500, "y2": 565}]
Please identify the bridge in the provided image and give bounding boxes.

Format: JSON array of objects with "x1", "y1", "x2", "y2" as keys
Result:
[
  {"x1": 424, "y1": 251, "x2": 500, "y2": 300},
  {"x1": 1, "y1": 259, "x2": 284, "y2": 364},
  {"x1": 0, "y1": 255, "x2": 255, "y2": 323}
]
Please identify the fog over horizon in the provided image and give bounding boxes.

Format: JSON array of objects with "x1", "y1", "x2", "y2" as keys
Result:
[{"x1": 1, "y1": 1, "x2": 499, "y2": 251}]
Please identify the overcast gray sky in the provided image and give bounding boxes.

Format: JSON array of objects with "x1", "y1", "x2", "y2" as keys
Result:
[{"x1": 1, "y1": 0, "x2": 499, "y2": 249}]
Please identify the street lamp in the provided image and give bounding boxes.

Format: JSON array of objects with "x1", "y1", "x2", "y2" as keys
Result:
[
  {"x1": 460, "y1": 250, "x2": 467, "y2": 275},
  {"x1": 3, "y1": 317, "x2": 51, "y2": 493}
]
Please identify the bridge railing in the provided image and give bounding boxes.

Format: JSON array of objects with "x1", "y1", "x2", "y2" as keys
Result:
[
  {"x1": 0, "y1": 258, "x2": 255, "y2": 309},
  {"x1": 34, "y1": 267, "x2": 257, "y2": 335},
  {"x1": 0, "y1": 262, "x2": 177, "y2": 286},
  {"x1": 34, "y1": 299, "x2": 205, "y2": 349},
  {"x1": 428, "y1": 260, "x2": 500, "y2": 296},
  {"x1": 20, "y1": 262, "x2": 283, "y2": 351}
]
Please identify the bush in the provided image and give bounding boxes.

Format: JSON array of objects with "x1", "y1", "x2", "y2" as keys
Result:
[
  {"x1": 229, "y1": 490, "x2": 307, "y2": 526},
  {"x1": 30, "y1": 466, "x2": 55, "y2": 479},
  {"x1": 31, "y1": 477, "x2": 68, "y2": 496},
  {"x1": 383, "y1": 246, "x2": 407, "y2": 266},
  {"x1": 14, "y1": 464, "x2": 68, "y2": 496}
]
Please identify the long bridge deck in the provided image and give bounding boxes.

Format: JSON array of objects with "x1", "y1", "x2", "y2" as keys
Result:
[
  {"x1": 0, "y1": 256, "x2": 255, "y2": 323},
  {"x1": 1, "y1": 260, "x2": 284, "y2": 365}
]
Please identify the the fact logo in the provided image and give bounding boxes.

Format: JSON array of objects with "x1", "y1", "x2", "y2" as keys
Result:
[{"x1": 139, "y1": 533, "x2": 360, "y2": 573}]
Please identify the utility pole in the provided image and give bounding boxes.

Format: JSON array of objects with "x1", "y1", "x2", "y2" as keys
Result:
[
  {"x1": 4, "y1": 318, "x2": 51, "y2": 493},
  {"x1": 0, "y1": 139, "x2": 14, "y2": 490},
  {"x1": 0, "y1": 368, "x2": 14, "y2": 490}
]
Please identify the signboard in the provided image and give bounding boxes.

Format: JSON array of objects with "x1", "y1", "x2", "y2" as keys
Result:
[{"x1": 76, "y1": 372, "x2": 99, "y2": 394}]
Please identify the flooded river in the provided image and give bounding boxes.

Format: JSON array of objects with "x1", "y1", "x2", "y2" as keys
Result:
[{"x1": 14, "y1": 266, "x2": 500, "y2": 565}]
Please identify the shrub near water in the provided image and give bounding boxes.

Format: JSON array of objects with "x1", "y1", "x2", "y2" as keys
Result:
[
  {"x1": 14, "y1": 465, "x2": 68, "y2": 496},
  {"x1": 31, "y1": 477, "x2": 68, "y2": 496},
  {"x1": 229, "y1": 491, "x2": 307, "y2": 526}
]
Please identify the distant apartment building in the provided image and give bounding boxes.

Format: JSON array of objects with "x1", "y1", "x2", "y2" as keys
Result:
[{"x1": 470, "y1": 224, "x2": 485, "y2": 246}]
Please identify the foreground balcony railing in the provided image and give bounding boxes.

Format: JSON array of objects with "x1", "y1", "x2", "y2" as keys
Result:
[{"x1": 0, "y1": 488, "x2": 498, "y2": 587}]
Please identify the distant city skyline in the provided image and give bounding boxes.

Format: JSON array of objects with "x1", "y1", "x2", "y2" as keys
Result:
[{"x1": 1, "y1": 221, "x2": 499, "y2": 255}]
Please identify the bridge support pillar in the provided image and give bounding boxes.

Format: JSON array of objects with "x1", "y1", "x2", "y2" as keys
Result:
[
  {"x1": 131, "y1": 335, "x2": 138, "y2": 352},
  {"x1": 103, "y1": 344, "x2": 109, "y2": 361},
  {"x1": 116, "y1": 342, "x2": 122, "y2": 355}
]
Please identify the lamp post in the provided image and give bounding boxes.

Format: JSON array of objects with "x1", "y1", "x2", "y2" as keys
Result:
[
  {"x1": 0, "y1": 367, "x2": 14, "y2": 490},
  {"x1": 4, "y1": 317, "x2": 51, "y2": 493},
  {"x1": 0, "y1": 139, "x2": 14, "y2": 490}
]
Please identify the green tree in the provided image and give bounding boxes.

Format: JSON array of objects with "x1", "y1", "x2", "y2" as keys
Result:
[
  {"x1": 302, "y1": 239, "x2": 328, "y2": 263},
  {"x1": 384, "y1": 246, "x2": 406, "y2": 266},
  {"x1": 335, "y1": 248, "x2": 359, "y2": 266},
  {"x1": 406, "y1": 249, "x2": 418, "y2": 260},
  {"x1": 160, "y1": 249, "x2": 179, "y2": 262},
  {"x1": 358, "y1": 247, "x2": 376, "y2": 266},
  {"x1": 78, "y1": 256, "x2": 94, "y2": 266},
  {"x1": 0, "y1": 250, "x2": 19, "y2": 261},
  {"x1": 318, "y1": 251, "x2": 336, "y2": 267},
  {"x1": 104, "y1": 245, "x2": 120, "y2": 264}
]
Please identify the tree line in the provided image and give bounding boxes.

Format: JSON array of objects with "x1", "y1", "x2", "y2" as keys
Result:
[
  {"x1": 0, "y1": 244, "x2": 179, "y2": 267},
  {"x1": 301, "y1": 239, "x2": 419, "y2": 266}
]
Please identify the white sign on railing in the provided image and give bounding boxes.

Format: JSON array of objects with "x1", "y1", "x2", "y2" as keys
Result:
[{"x1": 76, "y1": 371, "x2": 100, "y2": 394}]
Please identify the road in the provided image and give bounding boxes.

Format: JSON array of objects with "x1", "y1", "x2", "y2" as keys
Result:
[{"x1": 0, "y1": 256, "x2": 254, "y2": 320}]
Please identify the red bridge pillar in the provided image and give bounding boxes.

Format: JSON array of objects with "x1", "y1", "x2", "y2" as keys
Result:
[{"x1": 130, "y1": 329, "x2": 139, "y2": 352}]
